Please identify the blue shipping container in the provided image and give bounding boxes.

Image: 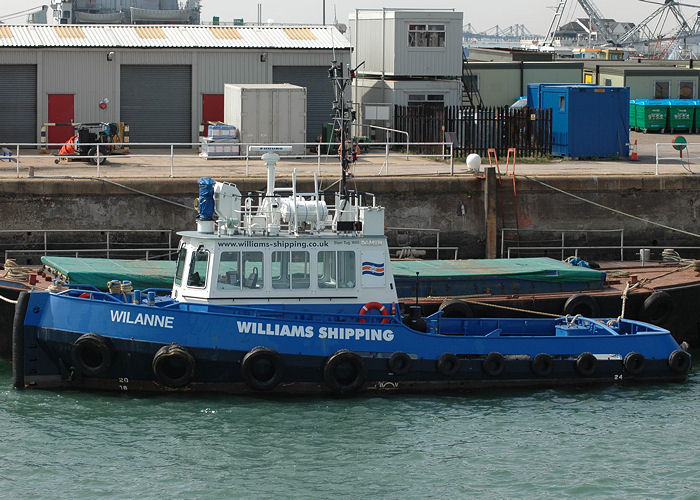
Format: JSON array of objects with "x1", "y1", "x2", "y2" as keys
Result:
[{"x1": 540, "y1": 85, "x2": 630, "y2": 158}]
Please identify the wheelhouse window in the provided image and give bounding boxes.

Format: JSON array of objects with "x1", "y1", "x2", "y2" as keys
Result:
[
  {"x1": 187, "y1": 247, "x2": 209, "y2": 288},
  {"x1": 408, "y1": 23, "x2": 445, "y2": 47},
  {"x1": 242, "y1": 251, "x2": 263, "y2": 289},
  {"x1": 317, "y1": 250, "x2": 356, "y2": 289},
  {"x1": 272, "y1": 251, "x2": 310, "y2": 289},
  {"x1": 174, "y1": 246, "x2": 187, "y2": 286},
  {"x1": 338, "y1": 251, "x2": 356, "y2": 289},
  {"x1": 217, "y1": 251, "x2": 241, "y2": 289}
]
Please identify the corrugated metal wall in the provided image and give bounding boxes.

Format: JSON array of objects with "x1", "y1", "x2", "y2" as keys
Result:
[
  {"x1": 350, "y1": 16, "x2": 391, "y2": 76},
  {"x1": 120, "y1": 65, "x2": 192, "y2": 143},
  {"x1": 0, "y1": 65, "x2": 36, "y2": 143},
  {"x1": 0, "y1": 47, "x2": 351, "y2": 146},
  {"x1": 273, "y1": 66, "x2": 334, "y2": 141}
]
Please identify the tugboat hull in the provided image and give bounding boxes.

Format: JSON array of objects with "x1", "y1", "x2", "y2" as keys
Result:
[{"x1": 14, "y1": 291, "x2": 691, "y2": 395}]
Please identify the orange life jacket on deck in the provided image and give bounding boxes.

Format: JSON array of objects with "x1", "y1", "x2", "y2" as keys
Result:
[{"x1": 59, "y1": 135, "x2": 78, "y2": 156}]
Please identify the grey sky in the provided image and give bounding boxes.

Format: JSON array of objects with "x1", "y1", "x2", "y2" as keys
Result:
[{"x1": 2, "y1": 1, "x2": 699, "y2": 37}]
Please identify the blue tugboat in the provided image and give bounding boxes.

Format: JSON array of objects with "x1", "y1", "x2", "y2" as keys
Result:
[{"x1": 11, "y1": 62, "x2": 692, "y2": 394}]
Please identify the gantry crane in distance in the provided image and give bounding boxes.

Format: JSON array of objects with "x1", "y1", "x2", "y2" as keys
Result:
[
  {"x1": 617, "y1": 0, "x2": 700, "y2": 45},
  {"x1": 543, "y1": 0, "x2": 615, "y2": 46}
]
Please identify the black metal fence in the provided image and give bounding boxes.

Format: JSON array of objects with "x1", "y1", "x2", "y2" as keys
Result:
[{"x1": 394, "y1": 105, "x2": 552, "y2": 158}]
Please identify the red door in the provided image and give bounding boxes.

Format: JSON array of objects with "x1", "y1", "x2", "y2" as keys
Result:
[
  {"x1": 202, "y1": 94, "x2": 224, "y2": 136},
  {"x1": 48, "y1": 94, "x2": 74, "y2": 148}
]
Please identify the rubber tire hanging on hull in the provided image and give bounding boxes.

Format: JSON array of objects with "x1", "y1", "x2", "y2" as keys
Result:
[
  {"x1": 436, "y1": 353, "x2": 461, "y2": 377},
  {"x1": 241, "y1": 347, "x2": 284, "y2": 391},
  {"x1": 12, "y1": 291, "x2": 30, "y2": 389},
  {"x1": 623, "y1": 352, "x2": 645, "y2": 376},
  {"x1": 563, "y1": 294, "x2": 600, "y2": 317},
  {"x1": 575, "y1": 352, "x2": 597, "y2": 377},
  {"x1": 482, "y1": 352, "x2": 506, "y2": 377},
  {"x1": 641, "y1": 291, "x2": 674, "y2": 327},
  {"x1": 668, "y1": 349, "x2": 691, "y2": 373},
  {"x1": 530, "y1": 353, "x2": 554, "y2": 377},
  {"x1": 387, "y1": 351, "x2": 412, "y2": 375},
  {"x1": 152, "y1": 344, "x2": 196, "y2": 388},
  {"x1": 324, "y1": 350, "x2": 367, "y2": 394},
  {"x1": 438, "y1": 299, "x2": 473, "y2": 318},
  {"x1": 71, "y1": 333, "x2": 113, "y2": 377}
]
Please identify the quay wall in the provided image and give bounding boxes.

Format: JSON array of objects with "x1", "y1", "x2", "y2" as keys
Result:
[{"x1": 1, "y1": 175, "x2": 699, "y2": 261}]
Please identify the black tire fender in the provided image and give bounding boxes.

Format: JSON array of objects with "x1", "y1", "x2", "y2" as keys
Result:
[
  {"x1": 12, "y1": 291, "x2": 30, "y2": 389},
  {"x1": 436, "y1": 352, "x2": 461, "y2": 377},
  {"x1": 438, "y1": 299, "x2": 473, "y2": 318},
  {"x1": 530, "y1": 353, "x2": 554, "y2": 377},
  {"x1": 71, "y1": 333, "x2": 112, "y2": 377},
  {"x1": 575, "y1": 352, "x2": 597, "y2": 377},
  {"x1": 323, "y1": 350, "x2": 367, "y2": 394},
  {"x1": 668, "y1": 349, "x2": 691, "y2": 374},
  {"x1": 641, "y1": 291, "x2": 674, "y2": 327},
  {"x1": 152, "y1": 344, "x2": 196, "y2": 388},
  {"x1": 563, "y1": 294, "x2": 600, "y2": 317},
  {"x1": 240, "y1": 346, "x2": 284, "y2": 391},
  {"x1": 387, "y1": 351, "x2": 412, "y2": 376},
  {"x1": 482, "y1": 352, "x2": 506, "y2": 377},
  {"x1": 623, "y1": 352, "x2": 645, "y2": 376}
]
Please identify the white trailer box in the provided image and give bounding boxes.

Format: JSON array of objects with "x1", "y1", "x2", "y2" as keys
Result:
[{"x1": 224, "y1": 84, "x2": 307, "y2": 155}]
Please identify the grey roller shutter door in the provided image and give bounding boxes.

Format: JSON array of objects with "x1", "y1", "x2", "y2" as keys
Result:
[
  {"x1": 273, "y1": 66, "x2": 333, "y2": 142},
  {"x1": 120, "y1": 65, "x2": 191, "y2": 144},
  {"x1": 0, "y1": 65, "x2": 37, "y2": 144}
]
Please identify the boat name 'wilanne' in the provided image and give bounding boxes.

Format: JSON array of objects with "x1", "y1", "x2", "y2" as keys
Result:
[
  {"x1": 110, "y1": 310, "x2": 175, "y2": 329},
  {"x1": 236, "y1": 321, "x2": 395, "y2": 341}
]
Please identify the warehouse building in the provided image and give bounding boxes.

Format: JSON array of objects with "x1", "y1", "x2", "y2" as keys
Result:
[{"x1": 0, "y1": 24, "x2": 352, "y2": 146}]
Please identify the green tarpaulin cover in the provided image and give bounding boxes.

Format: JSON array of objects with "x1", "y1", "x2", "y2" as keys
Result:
[
  {"x1": 391, "y1": 257, "x2": 604, "y2": 283},
  {"x1": 41, "y1": 256, "x2": 176, "y2": 291}
]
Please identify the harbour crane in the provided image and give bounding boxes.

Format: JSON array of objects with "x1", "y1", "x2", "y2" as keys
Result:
[
  {"x1": 617, "y1": 0, "x2": 700, "y2": 44},
  {"x1": 543, "y1": 0, "x2": 614, "y2": 46}
]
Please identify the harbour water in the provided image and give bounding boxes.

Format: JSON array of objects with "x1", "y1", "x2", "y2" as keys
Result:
[{"x1": 0, "y1": 356, "x2": 698, "y2": 499}]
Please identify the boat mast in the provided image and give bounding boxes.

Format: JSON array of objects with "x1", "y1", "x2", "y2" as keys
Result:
[{"x1": 329, "y1": 59, "x2": 362, "y2": 197}]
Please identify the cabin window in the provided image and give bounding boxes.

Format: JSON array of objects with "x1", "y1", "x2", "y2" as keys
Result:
[
  {"x1": 317, "y1": 251, "x2": 336, "y2": 288},
  {"x1": 408, "y1": 23, "x2": 445, "y2": 48},
  {"x1": 242, "y1": 251, "x2": 263, "y2": 289},
  {"x1": 272, "y1": 251, "x2": 310, "y2": 289},
  {"x1": 317, "y1": 250, "x2": 355, "y2": 289},
  {"x1": 187, "y1": 247, "x2": 209, "y2": 288},
  {"x1": 338, "y1": 251, "x2": 356, "y2": 288},
  {"x1": 217, "y1": 251, "x2": 241, "y2": 289},
  {"x1": 174, "y1": 246, "x2": 187, "y2": 286},
  {"x1": 680, "y1": 81, "x2": 694, "y2": 99},
  {"x1": 654, "y1": 81, "x2": 670, "y2": 99}
]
